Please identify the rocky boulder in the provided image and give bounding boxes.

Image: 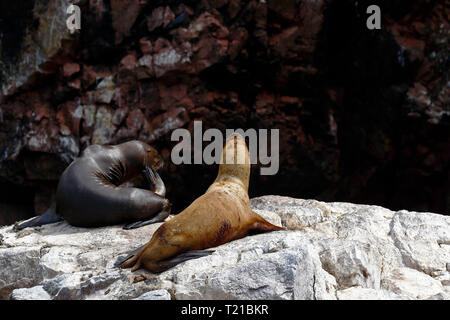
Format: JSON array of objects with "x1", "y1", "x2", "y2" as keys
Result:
[{"x1": 1, "y1": 195, "x2": 449, "y2": 300}]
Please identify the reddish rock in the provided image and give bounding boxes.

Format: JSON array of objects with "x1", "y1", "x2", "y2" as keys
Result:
[
  {"x1": 150, "y1": 107, "x2": 189, "y2": 139},
  {"x1": 408, "y1": 83, "x2": 431, "y2": 110},
  {"x1": 298, "y1": 0, "x2": 325, "y2": 38},
  {"x1": 176, "y1": 4, "x2": 194, "y2": 16},
  {"x1": 136, "y1": 55, "x2": 154, "y2": 79},
  {"x1": 193, "y1": 37, "x2": 229, "y2": 73},
  {"x1": 187, "y1": 12, "x2": 229, "y2": 39},
  {"x1": 158, "y1": 84, "x2": 188, "y2": 110},
  {"x1": 139, "y1": 38, "x2": 153, "y2": 54},
  {"x1": 147, "y1": 6, "x2": 175, "y2": 32},
  {"x1": 68, "y1": 79, "x2": 81, "y2": 90},
  {"x1": 267, "y1": 0, "x2": 300, "y2": 22},
  {"x1": 153, "y1": 45, "x2": 190, "y2": 78},
  {"x1": 153, "y1": 38, "x2": 172, "y2": 52},
  {"x1": 32, "y1": 104, "x2": 52, "y2": 122},
  {"x1": 110, "y1": 0, "x2": 142, "y2": 44},
  {"x1": 81, "y1": 65, "x2": 99, "y2": 89},
  {"x1": 228, "y1": 0, "x2": 242, "y2": 19},
  {"x1": 119, "y1": 53, "x2": 139, "y2": 83},
  {"x1": 56, "y1": 101, "x2": 81, "y2": 134},
  {"x1": 90, "y1": 0, "x2": 106, "y2": 19},
  {"x1": 280, "y1": 96, "x2": 300, "y2": 105},
  {"x1": 395, "y1": 36, "x2": 426, "y2": 62},
  {"x1": 126, "y1": 109, "x2": 145, "y2": 134},
  {"x1": 270, "y1": 26, "x2": 302, "y2": 59},
  {"x1": 228, "y1": 28, "x2": 248, "y2": 60},
  {"x1": 211, "y1": 0, "x2": 229, "y2": 8},
  {"x1": 120, "y1": 53, "x2": 138, "y2": 70},
  {"x1": 63, "y1": 62, "x2": 80, "y2": 77}
]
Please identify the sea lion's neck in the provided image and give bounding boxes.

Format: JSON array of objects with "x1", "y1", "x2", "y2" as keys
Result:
[
  {"x1": 212, "y1": 174, "x2": 248, "y2": 192},
  {"x1": 215, "y1": 134, "x2": 250, "y2": 191}
]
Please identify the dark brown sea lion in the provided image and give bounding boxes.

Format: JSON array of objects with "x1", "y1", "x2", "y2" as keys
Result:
[
  {"x1": 17, "y1": 140, "x2": 171, "y2": 230},
  {"x1": 120, "y1": 134, "x2": 284, "y2": 273}
]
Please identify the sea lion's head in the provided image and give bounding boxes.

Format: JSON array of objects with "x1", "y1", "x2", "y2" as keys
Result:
[
  {"x1": 122, "y1": 140, "x2": 163, "y2": 171},
  {"x1": 216, "y1": 133, "x2": 250, "y2": 190},
  {"x1": 142, "y1": 143, "x2": 164, "y2": 170}
]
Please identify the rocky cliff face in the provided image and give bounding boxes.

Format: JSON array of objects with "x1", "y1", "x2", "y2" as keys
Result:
[
  {"x1": 0, "y1": 0, "x2": 449, "y2": 225},
  {"x1": 1, "y1": 196, "x2": 449, "y2": 300}
]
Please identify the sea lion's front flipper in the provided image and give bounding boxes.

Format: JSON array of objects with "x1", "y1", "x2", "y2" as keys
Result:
[
  {"x1": 15, "y1": 203, "x2": 63, "y2": 231},
  {"x1": 122, "y1": 203, "x2": 171, "y2": 230},
  {"x1": 251, "y1": 212, "x2": 285, "y2": 232},
  {"x1": 142, "y1": 167, "x2": 166, "y2": 197}
]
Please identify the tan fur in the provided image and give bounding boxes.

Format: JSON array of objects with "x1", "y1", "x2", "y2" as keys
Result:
[{"x1": 121, "y1": 134, "x2": 283, "y2": 273}]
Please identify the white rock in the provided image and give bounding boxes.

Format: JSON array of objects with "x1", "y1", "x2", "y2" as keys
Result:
[
  {"x1": 162, "y1": 232, "x2": 334, "y2": 300},
  {"x1": 9, "y1": 286, "x2": 51, "y2": 300},
  {"x1": 1, "y1": 195, "x2": 449, "y2": 300},
  {"x1": 381, "y1": 267, "x2": 445, "y2": 299},
  {"x1": 318, "y1": 239, "x2": 382, "y2": 290},
  {"x1": 389, "y1": 210, "x2": 450, "y2": 276},
  {"x1": 336, "y1": 287, "x2": 410, "y2": 300},
  {"x1": 133, "y1": 290, "x2": 171, "y2": 300},
  {"x1": 251, "y1": 197, "x2": 324, "y2": 230}
]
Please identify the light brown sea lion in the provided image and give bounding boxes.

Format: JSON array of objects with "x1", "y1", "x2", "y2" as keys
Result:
[
  {"x1": 17, "y1": 140, "x2": 171, "y2": 230},
  {"x1": 120, "y1": 133, "x2": 284, "y2": 273}
]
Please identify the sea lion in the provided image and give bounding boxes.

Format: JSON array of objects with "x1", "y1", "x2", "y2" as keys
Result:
[
  {"x1": 120, "y1": 133, "x2": 284, "y2": 273},
  {"x1": 17, "y1": 140, "x2": 171, "y2": 230}
]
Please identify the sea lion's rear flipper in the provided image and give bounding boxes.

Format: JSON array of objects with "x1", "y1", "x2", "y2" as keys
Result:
[
  {"x1": 15, "y1": 203, "x2": 63, "y2": 231},
  {"x1": 122, "y1": 204, "x2": 171, "y2": 230},
  {"x1": 142, "y1": 167, "x2": 166, "y2": 197},
  {"x1": 114, "y1": 245, "x2": 145, "y2": 268},
  {"x1": 251, "y1": 212, "x2": 285, "y2": 232},
  {"x1": 157, "y1": 250, "x2": 215, "y2": 270}
]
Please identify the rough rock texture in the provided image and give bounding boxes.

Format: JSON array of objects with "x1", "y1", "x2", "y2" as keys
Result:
[
  {"x1": 1, "y1": 195, "x2": 449, "y2": 300},
  {"x1": 0, "y1": 0, "x2": 448, "y2": 225}
]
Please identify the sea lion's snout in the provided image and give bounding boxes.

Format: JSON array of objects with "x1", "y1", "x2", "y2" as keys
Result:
[
  {"x1": 151, "y1": 155, "x2": 164, "y2": 170},
  {"x1": 225, "y1": 133, "x2": 245, "y2": 147},
  {"x1": 143, "y1": 145, "x2": 164, "y2": 170},
  {"x1": 222, "y1": 133, "x2": 249, "y2": 166},
  {"x1": 163, "y1": 198, "x2": 172, "y2": 214},
  {"x1": 227, "y1": 132, "x2": 244, "y2": 140}
]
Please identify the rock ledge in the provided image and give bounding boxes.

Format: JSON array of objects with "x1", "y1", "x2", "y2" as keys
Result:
[{"x1": 1, "y1": 196, "x2": 449, "y2": 300}]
